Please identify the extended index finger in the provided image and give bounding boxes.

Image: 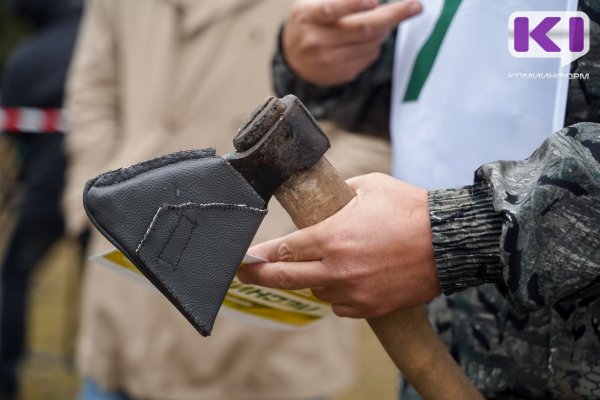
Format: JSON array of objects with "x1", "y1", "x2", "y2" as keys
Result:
[
  {"x1": 247, "y1": 224, "x2": 325, "y2": 264},
  {"x1": 238, "y1": 260, "x2": 333, "y2": 290},
  {"x1": 303, "y1": 0, "x2": 379, "y2": 24},
  {"x1": 337, "y1": 0, "x2": 422, "y2": 37}
]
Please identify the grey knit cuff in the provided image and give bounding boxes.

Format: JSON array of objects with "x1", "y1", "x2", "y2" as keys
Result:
[{"x1": 428, "y1": 184, "x2": 504, "y2": 295}]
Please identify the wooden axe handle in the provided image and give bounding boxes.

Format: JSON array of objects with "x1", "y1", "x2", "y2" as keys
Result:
[{"x1": 274, "y1": 157, "x2": 483, "y2": 400}]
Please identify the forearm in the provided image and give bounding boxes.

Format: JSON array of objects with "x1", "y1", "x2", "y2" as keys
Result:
[{"x1": 428, "y1": 123, "x2": 600, "y2": 312}]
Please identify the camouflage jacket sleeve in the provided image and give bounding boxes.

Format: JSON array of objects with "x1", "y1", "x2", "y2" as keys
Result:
[
  {"x1": 428, "y1": 122, "x2": 600, "y2": 313},
  {"x1": 271, "y1": 26, "x2": 395, "y2": 139}
]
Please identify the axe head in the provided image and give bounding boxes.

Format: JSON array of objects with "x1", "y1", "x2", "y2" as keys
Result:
[{"x1": 83, "y1": 95, "x2": 329, "y2": 336}]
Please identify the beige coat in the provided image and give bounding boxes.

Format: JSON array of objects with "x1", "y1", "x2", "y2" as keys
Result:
[{"x1": 65, "y1": 1, "x2": 392, "y2": 399}]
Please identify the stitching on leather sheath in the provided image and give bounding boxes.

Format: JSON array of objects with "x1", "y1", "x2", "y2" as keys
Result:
[
  {"x1": 136, "y1": 208, "x2": 162, "y2": 255},
  {"x1": 154, "y1": 207, "x2": 261, "y2": 270},
  {"x1": 175, "y1": 215, "x2": 197, "y2": 270},
  {"x1": 134, "y1": 202, "x2": 268, "y2": 337},
  {"x1": 161, "y1": 202, "x2": 267, "y2": 214},
  {"x1": 136, "y1": 202, "x2": 267, "y2": 255},
  {"x1": 156, "y1": 211, "x2": 183, "y2": 264}
]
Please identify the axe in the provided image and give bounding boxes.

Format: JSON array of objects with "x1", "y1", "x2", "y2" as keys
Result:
[{"x1": 84, "y1": 95, "x2": 482, "y2": 400}]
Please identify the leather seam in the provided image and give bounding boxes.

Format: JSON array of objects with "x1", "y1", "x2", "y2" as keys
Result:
[
  {"x1": 134, "y1": 203, "x2": 267, "y2": 336},
  {"x1": 160, "y1": 202, "x2": 267, "y2": 214},
  {"x1": 135, "y1": 202, "x2": 267, "y2": 255},
  {"x1": 140, "y1": 204, "x2": 267, "y2": 270},
  {"x1": 156, "y1": 210, "x2": 183, "y2": 265},
  {"x1": 175, "y1": 214, "x2": 197, "y2": 270}
]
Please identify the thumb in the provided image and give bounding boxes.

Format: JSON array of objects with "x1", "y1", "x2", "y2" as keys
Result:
[{"x1": 306, "y1": 0, "x2": 378, "y2": 24}]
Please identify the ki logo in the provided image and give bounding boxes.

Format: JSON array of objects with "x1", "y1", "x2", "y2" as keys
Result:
[{"x1": 509, "y1": 12, "x2": 590, "y2": 66}]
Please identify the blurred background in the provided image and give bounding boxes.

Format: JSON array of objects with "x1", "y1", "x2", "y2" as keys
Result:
[{"x1": 0, "y1": 1, "x2": 398, "y2": 399}]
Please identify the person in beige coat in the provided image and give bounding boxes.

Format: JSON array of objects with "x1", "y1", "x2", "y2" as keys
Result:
[{"x1": 64, "y1": 0, "x2": 392, "y2": 399}]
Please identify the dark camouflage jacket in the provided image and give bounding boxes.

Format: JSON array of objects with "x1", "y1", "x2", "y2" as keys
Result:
[
  {"x1": 273, "y1": 1, "x2": 600, "y2": 398},
  {"x1": 429, "y1": 123, "x2": 600, "y2": 399}
]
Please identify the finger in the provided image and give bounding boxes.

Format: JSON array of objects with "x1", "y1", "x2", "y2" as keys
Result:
[
  {"x1": 247, "y1": 225, "x2": 325, "y2": 264},
  {"x1": 311, "y1": 287, "x2": 363, "y2": 318},
  {"x1": 237, "y1": 260, "x2": 332, "y2": 290},
  {"x1": 305, "y1": 0, "x2": 379, "y2": 25},
  {"x1": 311, "y1": 24, "x2": 389, "y2": 47},
  {"x1": 328, "y1": 38, "x2": 383, "y2": 62},
  {"x1": 311, "y1": 287, "x2": 346, "y2": 304},
  {"x1": 338, "y1": 0, "x2": 423, "y2": 37},
  {"x1": 331, "y1": 303, "x2": 363, "y2": 318}
]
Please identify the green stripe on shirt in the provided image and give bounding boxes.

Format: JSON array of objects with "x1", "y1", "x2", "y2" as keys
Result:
[{"x1": 403, "y1": 0, "x2": 463, "y2": 102}]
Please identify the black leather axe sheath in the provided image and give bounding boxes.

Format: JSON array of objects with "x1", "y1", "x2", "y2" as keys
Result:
[{"x1": 84, "y1": 149, "x2": 268, "y2": 336}]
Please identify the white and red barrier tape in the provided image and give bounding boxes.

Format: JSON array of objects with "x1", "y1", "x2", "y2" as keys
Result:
[{"x1": 0, "y1": 108, "x2": 67, "y2": 134}]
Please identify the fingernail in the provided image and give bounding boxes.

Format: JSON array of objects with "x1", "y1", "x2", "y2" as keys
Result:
[{"x1": 407, "y1": 1, "x2": 423, "y2": 16}]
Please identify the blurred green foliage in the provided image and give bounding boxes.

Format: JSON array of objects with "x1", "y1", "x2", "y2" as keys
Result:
[{"x1": 0, "y1": 1, "x2": 30, "y2": 85}]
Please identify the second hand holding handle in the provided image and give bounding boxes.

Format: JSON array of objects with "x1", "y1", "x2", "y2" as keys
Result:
[{"x1": 274, "y1": 156, "x2": 483, "y2": 400}]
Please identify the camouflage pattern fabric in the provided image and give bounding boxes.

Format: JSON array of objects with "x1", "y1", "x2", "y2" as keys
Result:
[{"x1": 427, "y1": 123, "x2": 600, "y2": 399}]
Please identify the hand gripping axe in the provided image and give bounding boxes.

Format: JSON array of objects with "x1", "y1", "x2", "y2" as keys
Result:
[{"x1": 84, "y1": 95, "x2": 482, "y2": 400}]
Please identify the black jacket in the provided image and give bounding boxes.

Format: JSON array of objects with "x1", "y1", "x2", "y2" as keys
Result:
[{"x1": 1, "y1": 0, "x2": 82, "y2": 108}]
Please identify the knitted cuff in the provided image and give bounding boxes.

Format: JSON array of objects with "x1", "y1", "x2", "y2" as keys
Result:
[{"x1": 428, "y1": 184, "x2": 504, "y2": 295}]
